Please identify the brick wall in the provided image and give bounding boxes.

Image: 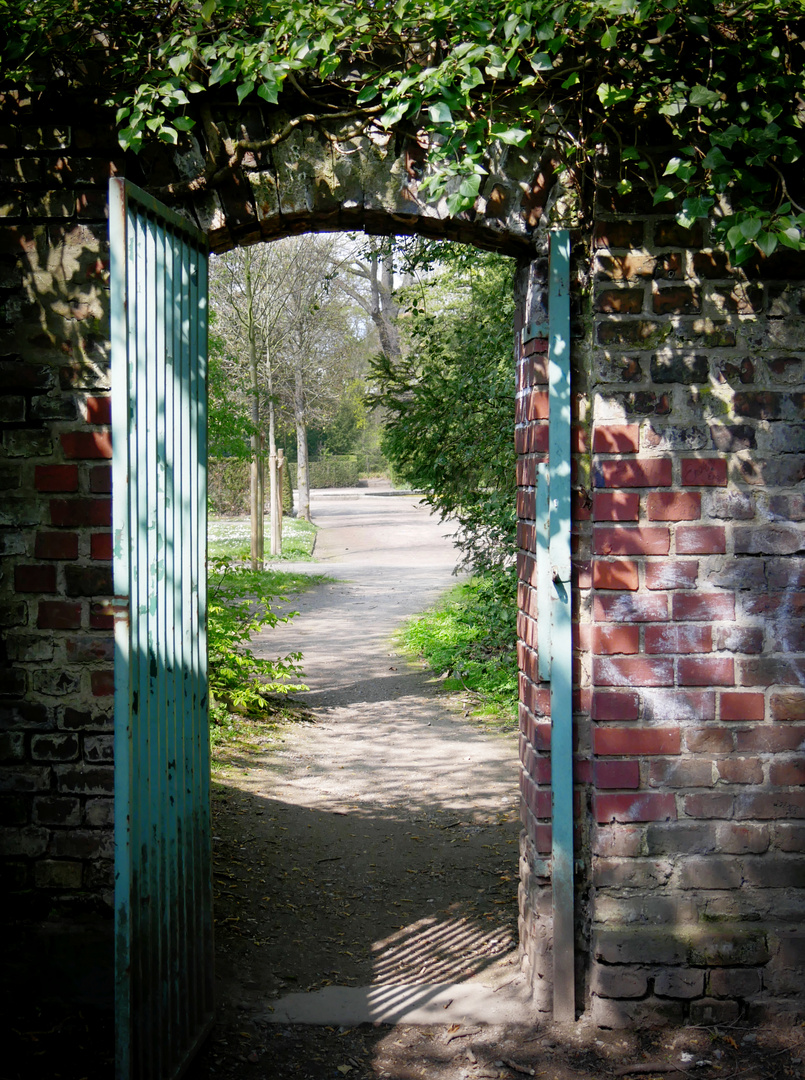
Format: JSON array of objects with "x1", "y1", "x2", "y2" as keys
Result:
[
  {"x1": 0, "y1": 93, "x2": 119, "y2": 968},
  {"x1": 515, "y1": 211, "x2": 805, "y2": 1023}
]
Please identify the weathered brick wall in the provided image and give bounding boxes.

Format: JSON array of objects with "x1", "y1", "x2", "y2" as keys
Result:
[
  {"x1": 0, "y1": 93, "x2": 118, "y2": 968},
  {"x1": 515, "y1": 210, "x2": 805, "y2": 1023}
]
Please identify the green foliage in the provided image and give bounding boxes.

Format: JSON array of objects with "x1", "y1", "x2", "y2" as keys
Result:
[
  {"x1": 370, "y1": 246, "x2": 516, "y2": 574},
  {"x1": 207, "y1": 559, "x2": 310, "y2": 724},
  {"x1": 3, "y1": 1, "x2": 804, "y2": 258},
  {"x1": 401, "y1": 570, "x2": 518, "y2": 726}
]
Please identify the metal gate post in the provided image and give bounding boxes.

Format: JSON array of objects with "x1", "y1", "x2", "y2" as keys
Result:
[{"x1": 546, "y1": 229, "x2": 574, "y2": 1022}]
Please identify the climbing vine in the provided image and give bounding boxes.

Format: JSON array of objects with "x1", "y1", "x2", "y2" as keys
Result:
[{"x1": 3, "y1": 0, "x2": 804, "y2": 258}]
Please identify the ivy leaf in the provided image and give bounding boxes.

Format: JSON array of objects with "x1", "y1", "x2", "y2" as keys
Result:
[
  {"x1": 677, "y1": 197, "x2": 714, "y2": 227},
  {"x1": 236, "y1": 80, "x2": 255, "y2": 104},
  {"x1": 380, "y1": 101, "x2": 409, "y2": 127},
  {"x1": 257, "y1": 81, "x2": 280, "y2": 104},
  {"x1": 597, "y1": 83, "x2": 634, "y2": 108},
  {"x1": 428, "y1": 101, "x2": 452, "y2": 125},
  {"x1": 201, "y1": 0, "x2": 217, "y2": 22},
  {"x1": 490, "y1": 124, "x2": 530, "y2": 146},
  {"x1": 168, "y1": 50, "x2": 192, "y2": 76},
  {"x1": 755, "y1": 231, "x2": 778, "y2": 258},
  {"x1": 529, "y1": 52, "x2": 553, "y2": 72},
  {"x1": 739, "y1": 216, "x2": 762, "y2": 241},
  {"x1": 173, "y1": 116, "x2": 195, "y2": 131},
  {"x1": 459, "y1": 174, "x2": 482, "y2": 200},
  {"x1": 158, "y1": 125, "x2": 179, "y2": 145},
  {"x1": 601, "y1": 25, "x2": 619, "y2": 49},
  {"x1": 689, "y1": 84, "x2": 722, "y2": 108},
  {"x1": 701, "y1": 146, "x2": 729, "y2": 170},
  {"x1": 652, "y1": 184, "x2": 676, "y2": 205}
]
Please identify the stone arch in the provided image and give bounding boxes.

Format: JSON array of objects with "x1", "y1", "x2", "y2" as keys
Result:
[{"x1": 141, "y1": 103, "x2": 565, "y2": 255}]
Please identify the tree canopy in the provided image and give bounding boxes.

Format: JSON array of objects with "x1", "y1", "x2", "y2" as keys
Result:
[{"x1": 3, "y1": 1, "x2": 804, "y2": 259}]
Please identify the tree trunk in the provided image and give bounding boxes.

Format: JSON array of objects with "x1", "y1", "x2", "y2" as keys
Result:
[
  {"x1": 294, "y1": 367, "x2": 311, "y2": 522},
  {"x1": 245, "y1": 249, "x2": 263, "y2": 570},
  {"x1": 268, "y1": 353, "x2": 281, "y2": 556}
]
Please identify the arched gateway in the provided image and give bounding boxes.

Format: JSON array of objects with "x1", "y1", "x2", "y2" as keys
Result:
[{"x1": 1, "y1": 86, "x2": 804, "y2": 1077}]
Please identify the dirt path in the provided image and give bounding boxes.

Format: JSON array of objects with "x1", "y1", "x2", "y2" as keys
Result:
[{"x1": 205, "y1": 492, "x2": 524, "y2": 1019}]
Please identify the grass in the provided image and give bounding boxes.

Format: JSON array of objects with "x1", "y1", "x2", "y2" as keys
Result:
[
  {"x1": 398, "y1": 572, "x2": 519, "y2": 730},
  {"x1": 208, "y1": 514, "x2": 318, "y2": 561}
]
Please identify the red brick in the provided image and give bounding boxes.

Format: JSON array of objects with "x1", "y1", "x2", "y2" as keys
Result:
[
  {"x1": 594, "y1": 760, "x2": 641, "y2": 789},
  {"x1": 678, "y1": 657, "x2": 734, "y2": 686},
  {"x1": 595, "y1": 594, "x2": 668, "y2": 622},
  {"x1": 90, "y1": 601, "x2": 115, "y2": 630},
  {"x1": 770, "y1": 760, "x2": 805, "y2": 785},
  {"x1": 596, "y1": 459, "x2": 672, "y2": 488},
  {"x1": 35, "y1": 464, "x2": 78, "y2": 492},
  {"x1": 720, "y1": 692, "x2": 765, "y2": 722},
  {"x1": 91, "y1": 669, "x2": 115, "y2": 697},
  {"x1": 60, "y1": 431, "x2": 112, "y2": 459},
  {"x1": 89, "y1": 532, "x2": 112, "y2": 562},
  {"x1": 735, "y1": 727, "x2": 805, "y2": 753},
  {"x1": 646, "y1": 561, "x2": 699, "y2": 590},
  {"x1": 593, "y1": 559, "x2": 639, "y2": 590},
  {"x1": 740, "y1": 657, "x2": 805, "y2": 686},
  {"x1": 37, "y1": 601, "x2": 81, "y2": 629},
  {"x1": 594, "y1": 221, "x2": 645, "y2": 249},
  {"x1": 734, "y1": 792, "x2": 805, "y2": 820},
  {"x1": 50, "y1": 498, "x2": 112, "y2": 528},
  {"x1": 594, "y1": 657, "x2": 674, "y2": 687},
  {"x1": 592, "y1": 425, "x2": 640, "y2": 453},
  {"x1": 718, "y1": 758, "x2": 764, "y2": 784},
  {"x1": 676, "y1": 526, "x2": 726, "y2": 555},
  {"x1": 596, "y1": 288, "x2": 644, "y2": 315},
  {"x1": 14, "y1": 565, "x2": 57, "y2": 593},
  {"x1": 595, "y1": 526, "x2": 670, "y2": 556},
  {"x1": 594, "y1": 792, "x2": 676, "y2": 824},
  {"x1": 594, "y1": 727, "x2": 681, "y2": 756},
  {"x1": 86, "y1": 396, "x2": 111, "y2": 424},
  {"x1": 647, "y1": 492, "x2": 701, "y2": 521},
  {"x1": 686, "y1": 727, "x2": 734, "y2": 754},
  {"x1": 35, "y1": 532, "x2": 79, "y2": 560},
  {"x1": 593, "y1": 492, "x2": 640, "y2": 521},
  {"x1": 684, "y1": 793, "x2": 734, "y2": 819},
  {"x1": 89, "y1": 465, "x2": 112, "y2": 493},
  {"x1": 681, "y1": 458, "x2": 728, "y2": 487},
  {"x1": 592, "y1": 691, "x2": 640, "y2": 721},
  {"x1": 645, "y1": 625, "x2": 712, "y2": 654},
  {"x1": 770, "y1": 692, "x2": 805, "y2": 722},
  {"x1": 673, "y1": 593, "x2": 735, "y2": 622},
  {"x1": 593, "y1": 626, "x2": 640, "y2": 655}
]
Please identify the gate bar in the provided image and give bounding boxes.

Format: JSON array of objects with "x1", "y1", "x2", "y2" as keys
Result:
[{"x1": 547, "y1": 229, "x2": 574, "y2": 1022}]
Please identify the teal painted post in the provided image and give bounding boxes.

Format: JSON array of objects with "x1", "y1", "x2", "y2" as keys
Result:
[{"x1": 547, "y1": 229, "x2": 574, "y2": 1022}]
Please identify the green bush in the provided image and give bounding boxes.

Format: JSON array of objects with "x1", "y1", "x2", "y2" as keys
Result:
[
  {"x1": 400, "y1": 568, "x2": 518, "y2": 726},
  {"x1": 207, "y1": 559, "x2": 307, "y2": 725}
]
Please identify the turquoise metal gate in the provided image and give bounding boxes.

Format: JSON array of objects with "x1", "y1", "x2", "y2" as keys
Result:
[{"x1": 110, "y1": 178, "x2": 214, "y2": 1079}]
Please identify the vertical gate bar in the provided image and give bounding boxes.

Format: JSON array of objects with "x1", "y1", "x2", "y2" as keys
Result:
[
  {"x1": 548, "y1": 229, "x2": 574, "y2": 1023},
  {"x1": 110, "y1": 177, "x2": 132, "y2": 1080},
  {"x1": 178, "y1": 231, "x2": 193, "y2": 1053},
  {"x1": 536, "y1": 461, "x2": 551, "y2": 682}
]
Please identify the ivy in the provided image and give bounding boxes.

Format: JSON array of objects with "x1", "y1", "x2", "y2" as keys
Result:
[{"x1": 2, "y1": 0, "x2": 804, "y2": 256}]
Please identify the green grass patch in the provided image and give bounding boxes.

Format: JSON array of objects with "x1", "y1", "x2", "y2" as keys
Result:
[
  {"x1": 208, "y1": 515, "x2": 318, "y2": 562},
  {"x1": 209, "y1": 563, "x2": 331, "y2": 764},
  {"x1": 399, "y1": 571, "x2": 518, "y2": 730}
]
